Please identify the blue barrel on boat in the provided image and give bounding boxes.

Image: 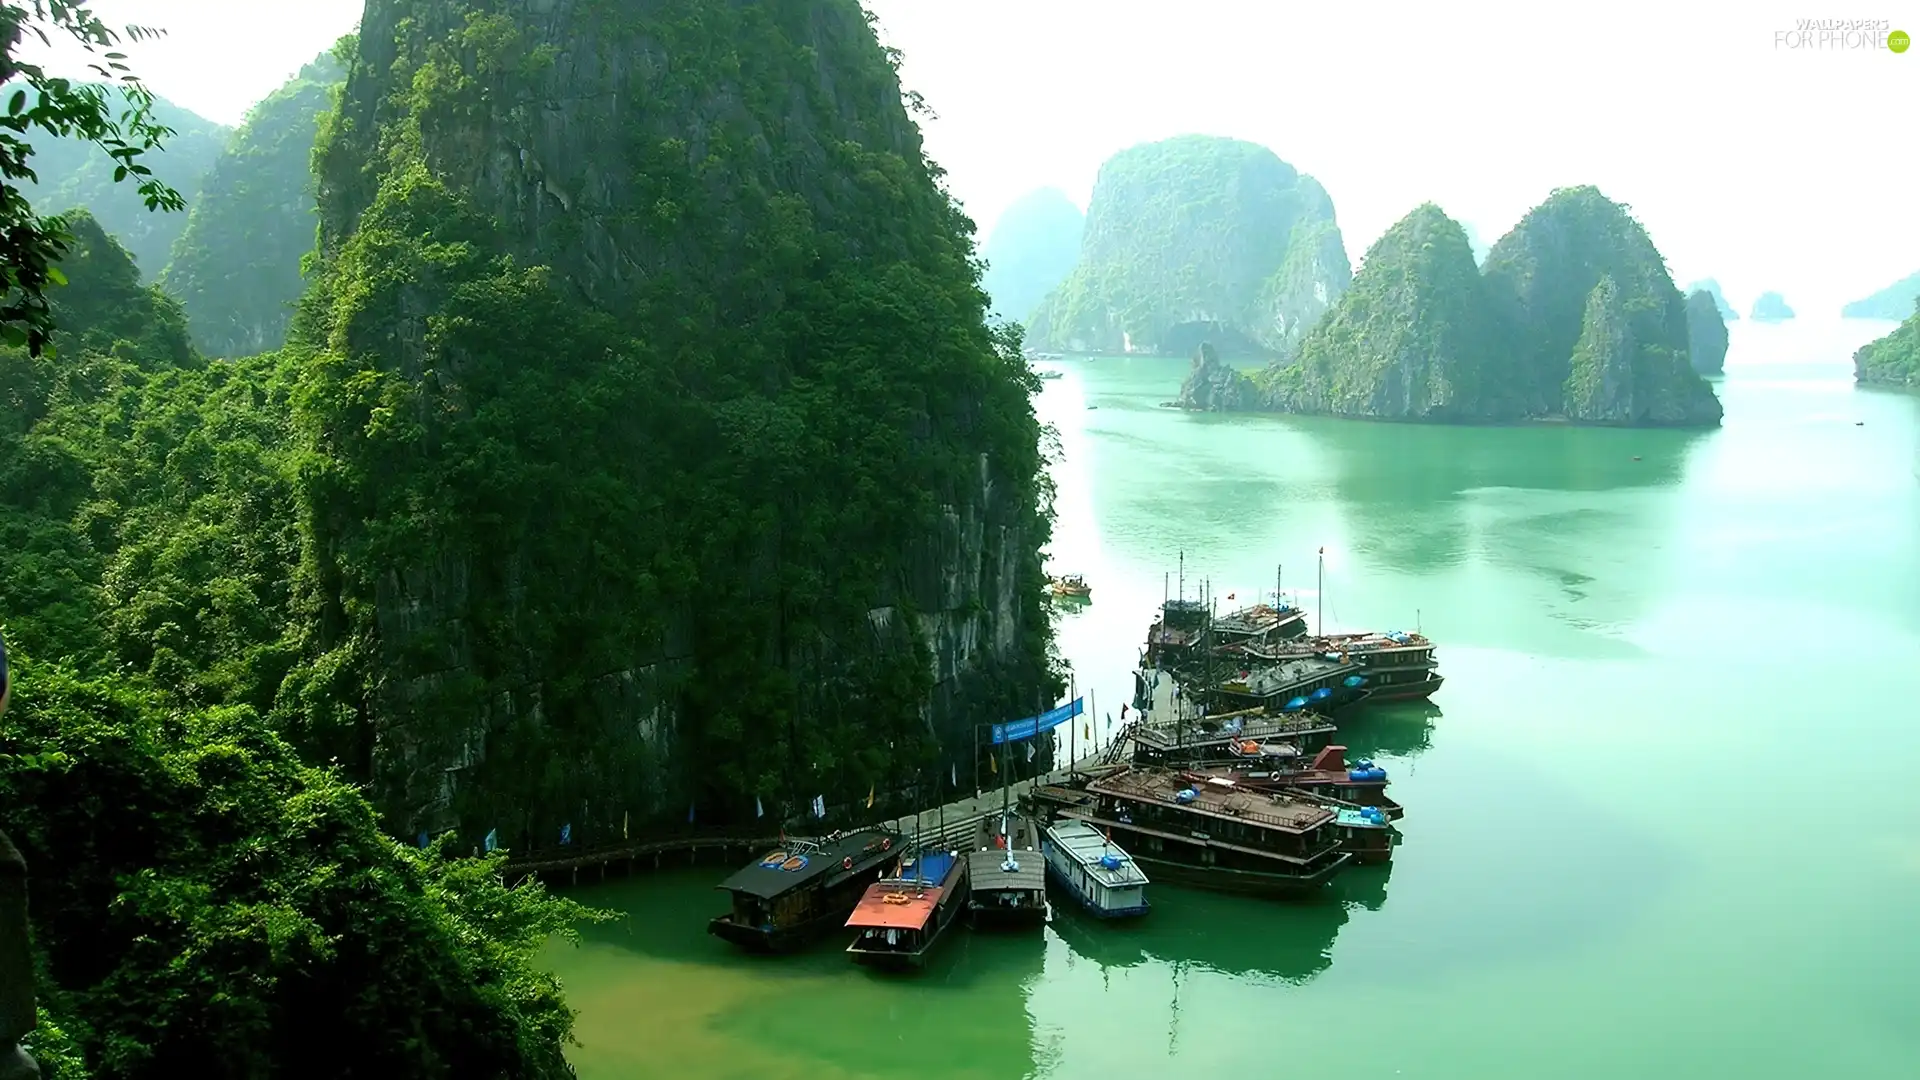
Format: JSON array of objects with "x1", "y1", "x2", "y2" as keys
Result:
[
  {"x1": 1342, "y1": 674, "x2": 1366, "y2": 688},
  {"x1": 1310, "y1": 687, "x2": 1332, "y2": 701},
  {"x1": 1347, "y1": 768, "x2": 1369, "y2": 781},
  {"x1": 1175, "y1": 788, "x2": 1198, "y2": 803},
  {"x1": 1100, "y1": 854, "x2": 1123, "y2": 870},
  {"x1": 1284, "y1": 696, "x2": 1309, "y2": 711}
]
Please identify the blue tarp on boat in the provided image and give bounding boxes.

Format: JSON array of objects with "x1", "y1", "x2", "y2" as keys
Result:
[{"x1": 904, "y1": 850, "x2": 958, "y2": 886}]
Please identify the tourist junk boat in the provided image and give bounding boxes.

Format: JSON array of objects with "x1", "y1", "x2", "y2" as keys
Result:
[
  {"x1": 1217, "y1": 744, "x2": 1403, "y2": 819},
  {"x1": 965, "y1": 813, "x2": 1050, "y2": 928},
  {"x1": 1229, "y1": 630, "x2": 1443, "y2": 702},
  {"x1": 1129, "y1": 709, "x2": 1339, "y2": 768},
  {"x1": 844, "y1": 846, "x2": 970, "y2": 969},
  {"x1": 1062, "y1": 766, "x2": 1351, "y2": 897},
  {"x1": 708, "y1": 828, "x2": 906, "y2": 953},
  {"x1": 1049, "y1": 573, "x2": 1092, "y2": 600},
  {"x1": 1208, "y1": 600, "x2": 1309, "y2": 648},
  {"x1": 1042, "y1": 818, "x2": 1150, "y2": 919},
  {"x1": 1202, "y1": 655, "x2": 1373, "y2": 716}
]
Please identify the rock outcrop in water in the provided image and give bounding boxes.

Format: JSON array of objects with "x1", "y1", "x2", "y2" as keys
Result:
[
  {"x1": 1176, "y1": 342, "x2": 1258, "y2": 410},
  {"x1": 297, "y1": 0, "x2": 1056, "y2": 837},
  {"x1": 1027, "y1": 135, "x2": 1350, "y2": 358},
  {"x1": 979, "y1": 187, "x2": 1084, "y2": 324},
  {"x1": 1181, "y1": 187, "x2": 1722, "y2": 427},
  {"x1": 1749, "y1": 291, "x2": 1795, "y2": 321},
  {"x1": 1684, "y1": 278, "x2": 1739, "y2": 321},
  {"x1": 1685, "y1": 289, "x2": 1729, "y2": 374},
  {"x1": 1841, "y1": 271, "x2": 1920, "y2": 320},
  {"x1": 159, "y1": 46, "x2": 347, "y2": 357},
  {"x1": 1854, "y1": 303, "x2": 1920, "y2": 388}
]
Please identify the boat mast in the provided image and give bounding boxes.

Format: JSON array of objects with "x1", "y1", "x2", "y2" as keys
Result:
[
  {"x1": 1177, "y1": 551, "x2": 1184, "y2": 603},
  {"x1": 1317, "y1": 547, "x2": 1326, "y2": 636}
]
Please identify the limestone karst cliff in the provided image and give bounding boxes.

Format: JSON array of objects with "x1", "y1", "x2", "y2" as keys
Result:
[
  {"x1": 979, "y1": 187, "x2": 1084, "y2": 324},
  {"x1": 1685, "y1": 289, "x2": 1729, "y2": 375},
  {"x1": 1176, "y1": 188, "x2": 1722, "y2": 428},
  {"x1": 293, "y1": 0, "x2": 1057, "y2": 840},
  {"x1": 1027, "y1": 135, "x2": 1350, "y2": 358}
]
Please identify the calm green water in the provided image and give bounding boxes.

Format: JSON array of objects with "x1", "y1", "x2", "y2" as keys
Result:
[{"x1": 543, "y1": 318, "x2": 1920, "y2": 1079}]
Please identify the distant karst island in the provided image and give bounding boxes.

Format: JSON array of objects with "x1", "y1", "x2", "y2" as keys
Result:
[
  {"x1": 1854, "y1": 303, "x2": 1920, "y2": 389},
  {"x1": 1685, "y1": 289, "x2": 1729, "y2": 375},
  {"x1": 1749, "y1": 291, "x2": 1795, "y2": 321},
  {"x1": 1685, "y1": 279, "x2": 1739, "y2": 321},
  {"x1": 1841, "y1": 271, "x2": 1920, "y2": 320},
  {"x1": 979, "y1": 187, "x2": 1085, "y2": 325},
  {"x1": 1026, "y1": 134, "x2": 1351, "y2": 359},
  {"x1": 1175, "y1": 186, "x2": 1724, "y2": 428}
]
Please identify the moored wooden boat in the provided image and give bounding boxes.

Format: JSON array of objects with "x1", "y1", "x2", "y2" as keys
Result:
[
  {"x1": 844, "y1": 849, "x2": 970, "y2": 969},
  {"x1": 1042, "y1": 819, "x2": 1150, "y2": 918},
  {"x1": 708, "y1": 829, "x2": 905, "y2": 953},
  {"x1": 966, "y1": 813, "x2": 1049, "y2": 929},
  {"x1": 1065, "y1": 766, "x2": 1350, "y2": 898}
]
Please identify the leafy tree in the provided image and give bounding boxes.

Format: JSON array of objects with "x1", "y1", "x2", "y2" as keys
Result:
[{"x1": 0, "y1": 0, "x2": 185, "y2": 354}]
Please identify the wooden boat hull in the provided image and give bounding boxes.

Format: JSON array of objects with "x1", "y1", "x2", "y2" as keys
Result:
[
  {"x1": 1128, "y1": 851, "x2": 1351, "y2": 898},
  {"x1": 1044, "y1": 859, "x2": 1150, "y2": 920},
  {"x1": 708, "y1": 907, "x2": 857, "y2": 954},
  {"x1": 1360, "y1": 674, "x2": 1444, "y2": 702},
  {"x1": 847, "y1": 889, "x2": 966, "y2": 969}
]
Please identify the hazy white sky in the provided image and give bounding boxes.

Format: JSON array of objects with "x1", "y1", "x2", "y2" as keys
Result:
[{"x1": 28, "y1": 0, "x2": 1917, "y2": 313}]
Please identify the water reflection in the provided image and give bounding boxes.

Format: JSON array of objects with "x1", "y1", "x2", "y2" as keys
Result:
[
  {"x1": 1337, "y1": 700, "x2": 1439, "y2": 760},
  {"x1": 1050, "y1": 867, "x2": 1388, "y2": 985},
  {"x1": 548, "y1": 870, "x2": 1049, "y2": 1080}
]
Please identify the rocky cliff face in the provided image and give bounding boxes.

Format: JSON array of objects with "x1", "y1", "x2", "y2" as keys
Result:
[
  {"x1": 980, "y1": 187, "x2": 1084, "y2": 324},
  {"x1": 1175, "y1": 342, "x2": 1257, "y2": 410},
  {"x1": 1179, "y1": 188, "x2": 1721, "y2": 427},
  {"x1": 1027, "y1": 135, "x2": 1349, "y2": 358},
  {"x1": 1842, "y1": 271, "x2": 1920, "y2": 320},
  {"x1": 1685, "y1": 289, "x2": 1729, "y2": 374},
  {"x1": 160, "y1": 47, "x2": 347, "y2": 357},
  {"x1": 295, "y1": 0, "x2": 1054, "y2": 840}
]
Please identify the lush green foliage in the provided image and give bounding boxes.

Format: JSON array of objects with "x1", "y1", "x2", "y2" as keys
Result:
[
  {"x1": 979, "y1": 187, "x2": 1083, "y2": 324},
  {"x1": 1684, "y1": 278, "x2": 1738, "y2": 320},
  {"x1": 1257, "y1": 203, "x2": 1507, "y2": 419},
  {"x1": 287, "y1": 0, "x2": 1056, "y2": 841},
  {"x1": 1684, "y1": 289, "x2": 1728, "y2": 375},
  {"x1": 0, "y1": 0, "x2": 190, "y2": 352},
  {"x1": 1, "y1": 652, "x2": 595, "y2": 1080},
  {"x1": 1853, "y1": 299, "x2": 1920, "y2": 387},
  {"x1": 1841, "y1": 271, "x2": 1920, "y2": 320},
  {"x1": 1234, "y1": 188, "x2": 1721, "y2": 427},
  {"x1": 1028, "y1": 134, "x2": 1349, "y2": 357},
  {"x1": 158, "y1": 45, "x2": 346, "y2": 357},
  {"x1": 1, "y1": 209, "x2": 603, "y2": 1079},
  {"x1": 1748, "y1": 290, "x2": 1794, "y2": 321}
]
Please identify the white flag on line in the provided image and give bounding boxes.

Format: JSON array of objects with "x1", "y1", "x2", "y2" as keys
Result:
[{"x1": 755, "y1": 796, "x2": 764, "y2": 819}]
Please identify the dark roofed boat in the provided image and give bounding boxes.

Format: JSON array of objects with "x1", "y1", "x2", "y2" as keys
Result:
[
  {"x1": 708, "y1": 828, "x2": 904, "y2": 953},
  {"x1": 966, "y1": 812, "x2": 1049, "y2": 929}
]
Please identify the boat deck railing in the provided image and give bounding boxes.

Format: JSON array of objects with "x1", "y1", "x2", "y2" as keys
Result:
[{"x1": 1132, "y1": 713, "x2": 1334, "y2": 750}]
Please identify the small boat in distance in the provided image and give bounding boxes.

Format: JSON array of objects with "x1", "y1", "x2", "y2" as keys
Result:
[
  {"x1": 708, "y1": 829, "x2": 905, "y2": 953},
  {"x1": 1035, "y1": 368, "x2": 1063, "y2": 380},
  {"x1": 1043, "y1": 819, "x2": 1150, "y2": 919},
  {"x1": 1050, "y1": 574, "x2": 1092, "y2": 600},
  {"x1": 845, "y1": 848, "x2": 970, "y2": 970},
  {"x1": 966, "y1": 813, "x2": 1049, "y2": 929}
]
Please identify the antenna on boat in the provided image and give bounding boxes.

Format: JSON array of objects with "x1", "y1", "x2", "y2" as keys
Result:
[
  {"x1": 1177, "y1": 551, "x2": 1184, "y2": 603},
  {"x1": 1317, "y1": 546, "x2": 1326, "y2": 636}
]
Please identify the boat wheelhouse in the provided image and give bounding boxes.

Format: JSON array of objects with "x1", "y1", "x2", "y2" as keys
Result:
[
  {"x1": 1330, "y1": 805, "x2": 1398, "y2": 864},
  {"x1": 1208, "y1": 745, "x2": 1402, "y2": 819},
  {"x1": 1130, "y1": 710, "x2": 1338, "y2": 768},
  {"x1": 1208, "y1": 602, "x2": 1309, "y2": 647},
  {"x1": 708, "y1": 829, "x2": 905, "y2": 952},
  {"x1": 1050, "y1": 573, "x2": 1092, "y2": 600},
  {"x1": 1065, "y1": 766, "x2": 1350, "y2": 897},
  {"x1": 966, "y1": 813, "x2": 1049, "y2": 928},
  {"x1": 844, "y1": 848, "x2": 970, "y2": 969},
  {"x1": 1230, "y1": 630, "x2": 1443, "y2": 701},
  {"x1": 1042, "y1": 819, "x2": 1150, "y2": 918},
  {"x1": 1144, "y1": 598, "x2": 1210, "y2": 667},
  {"x1": 1202, "y1": 655, "x2": 1371, "y2": 715}
]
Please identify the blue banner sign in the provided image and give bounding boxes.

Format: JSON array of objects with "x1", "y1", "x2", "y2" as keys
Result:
[{"x1": 991, "y1": 697, "x2": 1084, "y2": 745}]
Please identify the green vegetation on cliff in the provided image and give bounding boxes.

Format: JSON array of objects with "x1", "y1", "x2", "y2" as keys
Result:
[
  {"x1": 292, "y1": 0, "x2": 1056, "y2": 840},
  {"x1": 159, "y1": 45, "x2": 348, "y2": 357},
  {"x1": 1254, "y1": 204, "x2": 1509, "y2": 419},
  {"x1": 1, "y1": 212, "x2": 595, "y2": 1079},
  {"x1": 1684, "y1": 278, "x2": 1738, "y2": 321},
  {"x1": 12, "y1": 89, "x2": 228, "y2": 279},
  {"x1": 1749, "y1": 291, "x2": 1794, "y2": 321},
  {"x1": 1685, "y1": 289, "x2": 1729, "y2": 375},
  {"x1": 1215, "y1": 188, "x2": 1721, "y2": 427},
  {"x1": 980, "y1": 187, "x2": 1083, "y2": 324},
  {"x1": 1029, "y1": 135, "x2": 1349, "y2": 357},
  {"x1": 1853, "y1": 300, "x2": 1920, "y2": 388},
  {"x1": 1841, "y1": 271, "x2": 1920, "y2": 320}
]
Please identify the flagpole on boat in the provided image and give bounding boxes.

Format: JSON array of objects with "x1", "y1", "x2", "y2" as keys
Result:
[{"x1": 1317, "y1": 546, "x2": 1326, "y2": 636}]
